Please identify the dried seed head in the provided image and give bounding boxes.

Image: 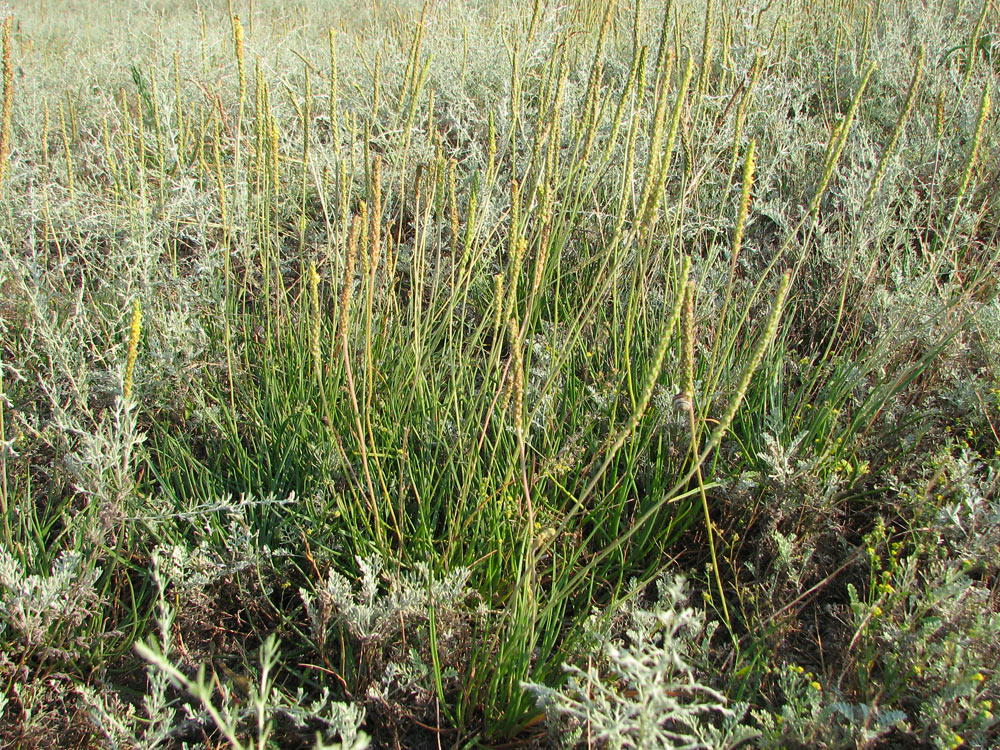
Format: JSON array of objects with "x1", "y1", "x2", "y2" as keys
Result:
[
  {"x1": 232, "y1": 15, "x2": 246, "y2": 104},
  {"x1": 732, "y1": 140, "x2": 756, "y2": 265},
  {"x1": 493, "y1": 274, "x2": 505, "y2": 331},
  {"x1": 508, "y1": 318, "x2": 525, "y2": 440},
  {"x1": 338, "y1": 215, "x2": 361, "y2": 350}
]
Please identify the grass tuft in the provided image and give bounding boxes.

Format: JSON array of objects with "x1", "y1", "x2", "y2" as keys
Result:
[{"x1": 1, "y1": 1, "x2": 999, "y2": 747}]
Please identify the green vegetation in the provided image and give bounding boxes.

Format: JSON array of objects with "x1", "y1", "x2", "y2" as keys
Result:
[{"x1": 0, "y1": 0, "x2": 998, "y2": 747}]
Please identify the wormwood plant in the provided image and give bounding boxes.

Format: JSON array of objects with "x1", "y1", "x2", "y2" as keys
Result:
[
  {"x1": 1, "y1": 0, "x2": 999, "y2": 746},
  {"x1": 0, "y1": 546, "x2": 101, "y2": 658},
  {"x1": 89, "y1": 553, "x2": 371, "y2": 750},
  {"x1": 522, "y1": 575, "x2": 757, "y2": 750},
  {"x1": 299, "y1": 552, "x2": 480, "y2": 733}
]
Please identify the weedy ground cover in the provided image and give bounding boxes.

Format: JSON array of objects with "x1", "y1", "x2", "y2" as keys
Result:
[{"x1": 0, "y1": 0, "x2": 998, "y2": 747}]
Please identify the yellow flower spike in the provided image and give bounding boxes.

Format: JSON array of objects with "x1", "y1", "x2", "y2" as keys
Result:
[{"x1": 123, "y1": 299, "x2": 142, "y2": 402}]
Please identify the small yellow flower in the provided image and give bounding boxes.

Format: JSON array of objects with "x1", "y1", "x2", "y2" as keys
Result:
[
  {"x1": 810, "y1": 681, "x2": 822, "y2": 691},
  {"x1": 534, "y1": 527, "x2": 557, "y2": 549},
  {"x1": 973, "y1": 672, "x2": 986, "y2": 682}
]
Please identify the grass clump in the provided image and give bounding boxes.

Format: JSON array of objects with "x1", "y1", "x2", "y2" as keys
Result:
[{"x1": 0, "y1": 0, "x2": 998, "y2": 748}]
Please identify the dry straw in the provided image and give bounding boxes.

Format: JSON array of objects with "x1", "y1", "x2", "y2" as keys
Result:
[
  {"x1": 43, "y1": 100, "x2": 50, "y2": 173},
  {"x1": 59, "y1": 102, "x2": 75, "y2": 201}
]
